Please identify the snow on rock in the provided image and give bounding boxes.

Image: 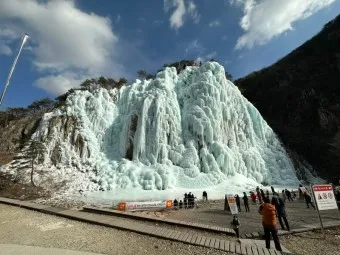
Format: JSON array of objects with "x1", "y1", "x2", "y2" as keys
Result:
[{"x1": 15, "y1": 62, "x2": 299, "y2": 195}]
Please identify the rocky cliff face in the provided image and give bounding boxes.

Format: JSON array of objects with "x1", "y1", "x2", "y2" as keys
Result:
[
  {"x1": 235, "y1": 15, "x2": 340, "y2": 181},
  {"x1": 0, "y1": 115, "x2": 41, "y2": 165}
]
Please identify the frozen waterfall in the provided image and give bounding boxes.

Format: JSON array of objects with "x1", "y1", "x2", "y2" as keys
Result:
[{"x1": 31, "y1": 62, "x2": 299, "y2": 193}]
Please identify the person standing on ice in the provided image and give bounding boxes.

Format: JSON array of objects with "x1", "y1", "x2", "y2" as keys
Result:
[
  {"x1": 259, "y1": 197, "x2": 282, "y2": 251},
  {"x1": 174, "y1": 199, "x2": 178, "y2": 209},
  {"x1": 235, "y1": 194, "x2": 241, "y2": 212},
  {"x1": 184, "y1": 193, "x2": 188, "y2": 209},
  {"x1": 243, "y1": 192, "x2": 250, "y2": 212},
  {"x1": 202, "y1": 191, "x2": 208, "y2": 201}
]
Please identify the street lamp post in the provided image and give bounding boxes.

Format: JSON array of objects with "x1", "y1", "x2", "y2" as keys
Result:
[{"x1": 0, "y1": 33, "x2": 29, "y2": 107}]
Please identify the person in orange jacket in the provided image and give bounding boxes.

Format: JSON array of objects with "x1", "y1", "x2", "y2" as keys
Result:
[{"x1": 258, "y1": 197, "x2": 282, "y2": 251}]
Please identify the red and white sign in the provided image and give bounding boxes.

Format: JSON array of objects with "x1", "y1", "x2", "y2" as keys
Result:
[
  {"x1": 118, "y1": 200, "x2": 173, "y2": 211},
  {"x1": 312, "y1": 184, "x2": 338, "y2": 211},
  {"x1": 227, "y1": 194, "x2": 238, "y2": 215}
]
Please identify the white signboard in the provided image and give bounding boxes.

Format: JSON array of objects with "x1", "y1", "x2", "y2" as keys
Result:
[
  {"x1": 227, "y1": 194, "x2": 238, "y2": 215},
  {"x1": 312, "y1": 184, "x2": 338, "y2": 211},
  {"x1": 118, "y1": 200, "x2": 173, "y2": 211}
]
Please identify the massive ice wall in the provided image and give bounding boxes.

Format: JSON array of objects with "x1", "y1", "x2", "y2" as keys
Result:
[{"x1": 30, "y1": 62, "x2": 298, "y2": 192}]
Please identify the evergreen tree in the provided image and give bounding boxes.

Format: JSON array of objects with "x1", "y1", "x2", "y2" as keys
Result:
[
  {"x1": 25, "y1": 140, "x2": 46, "y2": 186},
  {"x1": 28, "y1": 98, "x2": 55, "y2": 112},
  {"x1": 137, "y1": 70, "x2": 154, "y2": 80}
]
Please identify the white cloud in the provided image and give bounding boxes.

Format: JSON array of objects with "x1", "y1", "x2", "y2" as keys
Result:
[
  {"x1": 153, "y1": 20, "x2": 164, "y2": 25},
  {"x1": 164, "y1": 0, "x2": 186, "y2": 30},
  {"x1": 196, "y1": 51, "x2": 217, "y2": 63},
  {"x1": 188, "y1": 1, "x2": 200, "y2": 24},
  {"x1": 0, "y1": 0, "x2": 122, "y2": 95},
  {"x1": 0, "y1": 27, "x2": 21, "y2": 56},
  {"x1": 232, "y1": 0, "x2": 336, "y2": 49},
  {"x1": 0, "y1": 43, "x2": 12, "y2": 55},
  {"x1": 205, "y1": 51, "x2": 217, "y2": 59},
  {"x1": 164, "y1": 0, "x2": 200, "y2": 30},
  {"x1": 185, "y1": 40, "x2": 217, "y2": 62},
  {"x1": 209, "y1": 20, "x2": 220, "y2": 27},
  {"x1": 185, "y1": 39, "x2": 204, "y2": 54},
  {"x1": 35, "y1": 72, "x2": 87, "y2": 95},
  {"x1": 0, "y1": 28, "x2": 19, "y2": 40},
  {"x1": 115, "y1": 14, "x2": 121, "y2": 24}
]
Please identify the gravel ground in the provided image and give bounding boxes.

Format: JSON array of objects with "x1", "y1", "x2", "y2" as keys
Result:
[
  {"x1": 0, "y1": 204, "x2": 234, "y2": 255},
  {"x1": 281, "y1": 227, "x2": 340, "y2": 255}
]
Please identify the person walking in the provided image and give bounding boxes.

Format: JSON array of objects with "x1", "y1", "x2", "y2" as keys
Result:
[
  {"x1": 285, "y1": 189, "x2": 293, "y2": 202},
  {"x1": 259, "y1": 197, "x2": 282, "y2": 251},
  {"x1": 304, "y1": 192, "x2": 316, "y2": 209},
  {"x1": 243, "y1": 192, "x2": 250, "y2": 212},
  {"x1": 235, "y1": 194, "x2": 242, "y2": 212},
  {"x1": 272, "y1": 197, "x2": 290, "y2": 231}
]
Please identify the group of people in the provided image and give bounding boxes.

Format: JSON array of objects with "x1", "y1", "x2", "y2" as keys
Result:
[
  {"x1": 173, "y1": 192, "x2": 196, "y2": 209},
  {"x1": 231, "y1": 185, "x2": 320, "y2": 251},
  {"x1": 231, "y1": 194, "x2": 289, "y2": 251}
]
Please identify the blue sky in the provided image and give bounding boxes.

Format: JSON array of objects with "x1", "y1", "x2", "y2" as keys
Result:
[{"x1": 0, "y1": 0, "x2": 339, "y2": 108}]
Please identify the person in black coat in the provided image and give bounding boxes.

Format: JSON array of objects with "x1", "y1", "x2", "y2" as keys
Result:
[
  {"x1": 179, "y1": 200, "x2": 183, "y2": 209},
  {"x1": 272, "y1": 197, "x2": 290, "y2": 231},
  {"x1": 260, "y1": 189, "x2": 266, "y2": 200},
  {"x1": 304, "y1": 193, "x2": 316, "y2": 209},
  {"x1": 271, "y1": 186, "x2": 275, "y2": 194},
  {"x1": 235, "y1": 194, "x2": 241, "y2": 212},
  {"x1": 285, "y1": 189, "x2": 293, "y2": 202},
  {"x1": 184, "y1": 193, "x2": 188, "y2": 209},
  {"x1": 243, "y1": 192, "x2": 250, "y2": 212},
  {"x1": 202, "y1": 191, "x2": 208, "y2": 201},
  {"x1": 174, "y1": 199, "x2": 178, "y2": 209}
]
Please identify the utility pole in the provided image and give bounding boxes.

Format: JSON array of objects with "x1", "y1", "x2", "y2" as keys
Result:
[{"x1": 0, "y1": 33, "x2": 29, "y2": 107}]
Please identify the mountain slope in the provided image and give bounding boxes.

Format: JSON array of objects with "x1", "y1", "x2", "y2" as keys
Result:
[{"x1": 235, "y1": 14, "x2": 340, "y2": 181}]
